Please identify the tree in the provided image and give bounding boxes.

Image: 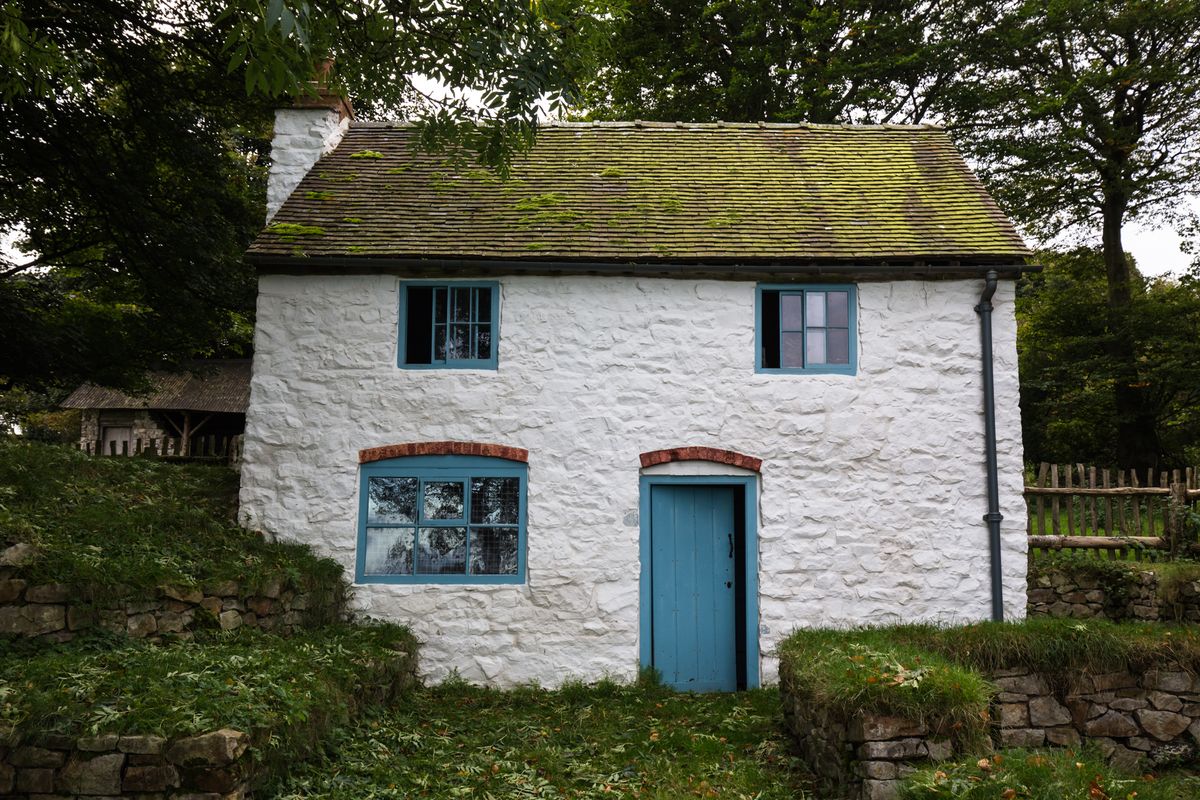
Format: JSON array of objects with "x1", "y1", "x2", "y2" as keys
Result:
[
  {"x1": 948, "y1": 0, "x2": 1200, "y2": 468},
  {"x1": 580, "y1": 0, "x2": 962, "y2": 124},
  {"x1": 0, "y1": 0, "x2": 605, "y2": 400},
  {"x1": 1017, "y1": 248, "x2": 1200, "y2": 467}
]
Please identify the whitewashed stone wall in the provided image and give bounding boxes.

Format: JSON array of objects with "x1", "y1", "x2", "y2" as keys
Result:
[
  {"x1": 265, "y1": 108, "x2": 349, "y2": 221},
  {"x1": 240, "y1": 275, "x2": 1027, "y2": 687}
]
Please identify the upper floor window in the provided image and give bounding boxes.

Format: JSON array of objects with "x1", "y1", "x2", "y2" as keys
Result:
[
  {"x1": 357, "y1": 455, "x2": 526, "y2": 584},
  {"x1": 756, "y1": 284, "x2": 856, "y2": 374},
  {"x1": 399, "y1": 281, "x2": 499, "y2": 369}
]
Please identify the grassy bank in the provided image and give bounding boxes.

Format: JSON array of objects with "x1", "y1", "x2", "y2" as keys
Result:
[
  {"x1": 269, "y1": 680, "x2": 811, "y2": 800},
  {"x1": 0, "y1": 438, "x2": 341, "y2": 595}
]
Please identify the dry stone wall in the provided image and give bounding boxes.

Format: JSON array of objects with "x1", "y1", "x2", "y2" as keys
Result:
[
  {"x1": 1027, "y1": 566, "x2": 1200, "y2": 622},
  {"x1": 785, "y1": 664, "x2": 1200, "y2": 800},
  {"x1": 0, "y1": 567, "x2": 343, "y2": 643},
  {"x1": 0, "y1": 729, "x2": 254, "y2": 800}
]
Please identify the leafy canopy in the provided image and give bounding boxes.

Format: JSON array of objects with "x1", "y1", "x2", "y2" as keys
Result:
[{"x1": 0, "y1": 0, "x2": 608, "y2": 399}]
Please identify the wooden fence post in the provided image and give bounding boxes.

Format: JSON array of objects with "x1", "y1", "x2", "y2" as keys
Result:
[{"x1": 1167, "y1": 482, "x2": 1188, "y2": 556}]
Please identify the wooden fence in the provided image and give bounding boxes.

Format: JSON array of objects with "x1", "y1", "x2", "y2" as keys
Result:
[
  {"x1": 1027, "y1": 463, "x2": 1200, "y2": 557},
  {"x1": 79, "y1": 434, "x2": 244, "y2": 466}
]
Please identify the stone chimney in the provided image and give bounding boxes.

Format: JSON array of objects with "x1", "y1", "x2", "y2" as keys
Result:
[{"x1": 265, "y1": 60, "x2": 354, "y2": 222}]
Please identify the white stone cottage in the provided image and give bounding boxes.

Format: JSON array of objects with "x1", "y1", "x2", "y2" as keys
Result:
[{"x1": 240, "y1": 97, "x2": 1032, "y2": 690}]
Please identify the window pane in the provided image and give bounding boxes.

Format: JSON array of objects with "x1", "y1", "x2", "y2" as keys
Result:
[
  {"x1": 806, "y1": 329, "x2": 827, "y2": 365},
  {"x1": 828, "y1": 328, "x2": 850, "y2": 364},
  {"x1": 475, "y1": 287, "x2": 492, "y2": 322},
  {"x1": 451, "y1": 287, "x2": 471, "y2": 322},
  {"x1": 447, "y1": 324, "x2": 470, "y2": 359},
  {"x1": 434, "y1": 326, "x2": 447, "y2": 361},
  {"x1": 423, "y1": 481, "x2": 464, "y2": 520},
  {"x1": 761, "y1": 290, "x2": 780, "y2": 368},
  {"x1": 434, "y1": 287, "x2": 447, "y2": 323},
  {"x1": 471, "y1": 477, "x2": 520, "y2": 524},
  {"x1": 806, "y1": 292, "x2": 826, "y2": 327},
  {"x1": 781, "y1": 332, "x2": 805, "y2": 368},
  {"x1": 780, "y1": 293, "x2": 804, "y2": 330},
  {"x1": 470, "y1": 527, "x2": 518, "y2": 575},
  {"x1": 368, "y1": 477, "x2": 417, "y2": 524},
  {"x1": 827, "y1": 291, "x2": 849, "y2": 327},
  {"x1": 474, "y1": 325, "x2": 492, "y2": 359},
  {"x1": 417, "y1": 527, "x2": 467, "y2": 574},
  {"x1": 364, "y1": 528, "x2": 413, "y2": 575},
  {"x1": 404, "y1": 287, "x2": 434, "y2": 364}
]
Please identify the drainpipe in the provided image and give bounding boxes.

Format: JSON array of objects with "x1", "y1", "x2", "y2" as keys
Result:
[{"x1": 975, "y1": 269, "x2": 1005, "y2": 622}]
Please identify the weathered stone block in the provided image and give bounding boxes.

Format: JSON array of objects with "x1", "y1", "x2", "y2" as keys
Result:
[
  {"x1": 997, "y1": 703, "x2": 1029, "y2": 728},
  {"x1": 25, "y1": 584, "x2": 69, "y2": 603},
  {"x1": 123, "y1": 764, "x2": 180, "y2": 792},
  {"x1": 218, "y1": 609, "x2": 242, "y2": 631},
  {"x1": 165, "y1": 729, "x2": 249, "y2": 767},
  {"x1": 1146, "y1": 671, "x2": 1193, "y2": 693},
  {"x1": 0, "y1": 763, "x2": 12, "y2": 794},
  {"x1": 204, "y1": 580, "x2": 239, "y2": 597},
  {"x1": 119, "y1": 735, "x2": 167, "y2": 755},
  {"x1": 860, "y1": 760, "x2": 897, "y2": 779},
  {"x1": 849, "y1": 715, "x2": 926, "y2": 742},
  {"x1": 0, "y1": 578, "x2": 27, "y2": 602},
  {"x1": 0, "y1": 604, "x2": 66, "y2": 636},
  {"x1": 161, "y1": 585, "x2": 204, "y2": 604},
  {"x1": 77, "y1": 733, "x2": 119, "y2": 751},
  {"x1": 1084, "y1": 710, "x2": 1139, "y2": 738},
  {"x1": 1045, "y1": 726, "x2": 1081, "y2": 746},
  {"x1": 1109, "y1": 697, "x2": 1148, "y2": 711},
  {"x1": 923, "y1": 738, "x2": 954, "y2": 761},
  {"x1": 858, "y1": 738, "x2": 924, "y2": 760},
  {"x1": 16, "y1": 767, "x2": 55, "y2": 793},
  {"x1": 1029, "y1": 696, "x2": 1071, "y2": 727},
  {"x1": 1089, "y1": 672, "x2": 1138, "y2": 692},
  {"x1": 1136, "y1": 709, "x2": 1190, "y2": 741},
  {"x1": 57, "y1": 752, "x2": 124, "y2": 795},
  {"x1": 0, "y1": 542, "x2": 37, "y2": 567},
  {"x1": 862, "y1": 778, "x2": 901, "y2": 800},
  {"x1": 998, "y1": 728, "x2": 1044, "y2": 747},
  {"x1": 10, "y1": 746, "x2": 66, "y2": 768},
  {"x1": 128, "y1": 612, "x2": 158, "y2": 637},
  {"x1": 1149, "y1": 691, "x2": 1184, "y2": 712}
]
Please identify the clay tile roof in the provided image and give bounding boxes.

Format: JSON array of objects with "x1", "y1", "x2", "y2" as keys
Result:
[
  {"x1": 247, "y1": 121, "x2": 1029, "y2": 265},
  {"x1": 60, "y1": 360, "x2": 251, "y2": 414}
]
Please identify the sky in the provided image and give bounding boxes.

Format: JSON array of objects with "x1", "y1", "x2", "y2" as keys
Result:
[{"x1": 1123, "y1": 215, "x2": 1194, "y2": 277}]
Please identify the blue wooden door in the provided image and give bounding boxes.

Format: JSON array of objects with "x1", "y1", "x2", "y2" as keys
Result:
[{"x1": 649, "y1": 485, "x2": 737, "y2": 692}]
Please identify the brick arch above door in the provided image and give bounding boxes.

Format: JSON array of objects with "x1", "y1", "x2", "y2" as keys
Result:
[{"x1": 639, "y1": 447, "x2": 762, "y2": 473}]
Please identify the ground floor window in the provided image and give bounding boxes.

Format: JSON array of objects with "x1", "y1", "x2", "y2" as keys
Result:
[{"x1": 356, "y1": 455, "x2": 526, "y2": 584}]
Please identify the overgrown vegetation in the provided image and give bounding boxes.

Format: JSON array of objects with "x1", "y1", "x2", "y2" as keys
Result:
[
  {"x1": 1030, "y1": 553, "x2": 1200, "y2": 620},
  {"x1": 900, "y1": 747, "x2": 1200, "y2": 799},
  {"x1": 268, "y1": 680, "x2": 810, "y2": 800},
  {"x1": 779, "y1": 619, "x2": 1200, "y2": 741},
  {"x1": 0, "y1": 623, "x2": 414, "y2": 743},
  {"x1": 0, "y1": 439, "x2": 342, "y2": 595}
]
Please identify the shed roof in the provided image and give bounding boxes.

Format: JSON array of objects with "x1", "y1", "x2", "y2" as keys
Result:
[
  {"x1": 61, "y1": 361, "x2": 251, "y2": 414},
  {"x1": 248, "y1": 121, "x2": 1029, "y2": 267}
]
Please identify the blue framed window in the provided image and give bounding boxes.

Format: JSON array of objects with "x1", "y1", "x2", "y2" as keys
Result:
[
  {"x1": 356, "y1": 455, "x2": 526, "y2": 584},
  {"x1": 756, "y1": 284, "x2": 856, "y2": 374},
  {"x1": 398, "y1": 281, "x2": 499, "y2": 369}
]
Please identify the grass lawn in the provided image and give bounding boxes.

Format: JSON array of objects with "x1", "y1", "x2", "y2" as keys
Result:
[{"x1": 268, "y1": 680, "x2": 813, "y2": 800}]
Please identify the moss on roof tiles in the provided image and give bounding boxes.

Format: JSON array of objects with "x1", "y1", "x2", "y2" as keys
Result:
[{"x1": 250, "y1": 123, "x2": 1028, "y2": 263}]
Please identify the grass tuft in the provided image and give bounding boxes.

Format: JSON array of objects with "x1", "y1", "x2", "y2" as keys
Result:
[{"x1": 901, "y1": 747, "x2": 1200, "y2": 799}]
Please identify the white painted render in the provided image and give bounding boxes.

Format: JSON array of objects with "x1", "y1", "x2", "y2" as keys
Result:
[
  {"x1": 265, "y1": 108, "x2": 349, "y2": 222},
  {"x1": 239, "y1": 274, "x2": 1027, "y2": 687}
]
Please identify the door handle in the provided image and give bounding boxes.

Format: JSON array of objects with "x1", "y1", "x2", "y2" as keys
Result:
[{"x1": 728, "y1": 533, "x2": 734, "y2": 559}]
